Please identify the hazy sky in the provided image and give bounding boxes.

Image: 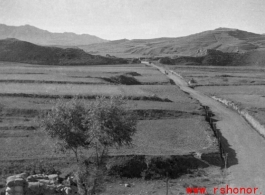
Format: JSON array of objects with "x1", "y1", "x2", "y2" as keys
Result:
[{"x1": 1, "y1": 0, "x2": 265, "y2": 40}]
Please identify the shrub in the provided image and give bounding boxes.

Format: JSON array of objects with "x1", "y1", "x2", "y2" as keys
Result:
[{"x1": 39, "y1": 96, "x2": 138, "y2": 194}]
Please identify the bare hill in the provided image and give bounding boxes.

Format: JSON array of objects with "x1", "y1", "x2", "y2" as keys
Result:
[
  {"x1": 79, "y1": 28, "x2": 265, "y2": 62},
  {"x1": 0, "y1": 38, "x2": 128, "y2": 65},
  {"x1": 0, "y1": 24, "x2": 106, "y2": 46},
  {"x1": 159, "y1": 49, "x2": 265, "y2": 66}
]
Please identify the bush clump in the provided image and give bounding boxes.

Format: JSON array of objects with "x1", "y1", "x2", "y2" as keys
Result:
[
  {"x1": 103, "y1": 75, "x2": 141, "y2": 85},
  {"x1": 108, "y1": 156, "x2": 147, "y2": 178}
]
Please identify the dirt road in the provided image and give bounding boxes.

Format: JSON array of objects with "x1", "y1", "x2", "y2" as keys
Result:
[{"x1": 143, "y1": 61, "x2": 265, "y2": 192}]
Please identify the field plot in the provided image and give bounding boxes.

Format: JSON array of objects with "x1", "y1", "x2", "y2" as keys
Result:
[
  {"x1": 0, "y1": 83, "x2": 151, "y2": 96},
  {"x1": 113, "y1": 118, "x2": 217, "y2": 155},
  {"x1": 0, "y1": 62, "x2": 170, "y2": 85},
  {"x1": 172, "y1": 65, "x2": 265, "y2": 127},
  {"x1": 172, "y1": 65, "x2": 265, "y2": 86},
  {"x1": 0, "y1": 96, "x2": 210, "y2": 160},
  {"x1": 0, "y1": 74, "x2": 107, "y2": 84},
  {"x1": 0, "y1": 117, "x2": 217, "y2": 159},
  {"x1": 0, "y1": 62, "x2": 218, "y2": 171}
]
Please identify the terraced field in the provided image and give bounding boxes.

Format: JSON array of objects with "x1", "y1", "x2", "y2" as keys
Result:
[
  {"x1": 0, "y1": 62, "x2": 226, "y2": 195},
  {"x1": 0, "y1": 62, "x2": 170, "y2": 85},
  {"x1": 0, "y1": 62, "x2": 219, "y2": 176}
]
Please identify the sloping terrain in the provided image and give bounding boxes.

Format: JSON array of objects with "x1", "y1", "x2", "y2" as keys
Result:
[
  {"x1": 79, "y1": 28, "x2": 265, "y2": 66},
  {"x1": 0, "y1": 24, "x2": 106, "y2": 46},
  {"x1": 0, "y1": 38, "x2": 128, "y2": 65},
  {"x1": 159, "y1": 49, "x2": 265, "y2": 66}
]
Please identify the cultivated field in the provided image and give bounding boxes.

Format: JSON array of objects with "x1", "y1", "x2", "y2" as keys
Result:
[
  {"x1": 0, "y1": 62, "x2": 170, "y2": 84},
  {"x1": 0, "y1": 62, "x2": 217, "y2": 160},
  {"x1": 0, "y1": 62, "x2": 225, "y2": 195}
]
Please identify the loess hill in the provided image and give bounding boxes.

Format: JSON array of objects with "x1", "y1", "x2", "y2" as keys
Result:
[
  {"x1": 80, "y1": 28, "x2": 265, "y2": 66},
  {"x1": 159, "y1": 49, "x2": 265, "y2": 66},
  {"x1": 0, "y1": 38, "x2": 128, "y2": 65}
]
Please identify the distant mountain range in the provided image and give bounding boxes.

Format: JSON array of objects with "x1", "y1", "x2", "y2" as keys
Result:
[
  {"x1": 0, "y1": 24, "x2": 106, "y2": 46},
  {"x1": 0, "y1": 38, "x2": 128, "y2": 65}
]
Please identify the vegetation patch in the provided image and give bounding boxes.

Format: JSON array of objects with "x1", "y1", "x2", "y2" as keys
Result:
[
  {"x1": 134, "y1": 109, "x2": 199, "y2": 120},
  {"x1": 102, "y1": 74, "x2": 141, "y2": 85},
  {"x1": 0, "y1": 125, "x2": 36, "y2": 131},
  {"x1": 159, "y1": 49, "x2": 244, "y2": 66},
  {"x1": 0, "y1": 94, "x2": 172, "y2": 102},
  {"x1": 0, "y1": 80, "x2": 106, "y2": 85},
  {"x1": 108, "y1": 155, "x2": 214, "y2": 180},
  {"x1": 108, "y1": 156, "x2": 147, "y2": 178},
  {"x1": 173, "y1": 56, "x2": 203, "y2": 65},
  {"x1": 0, "y1": 153, "x2": 221, "y2": 181},
  {"x1": 124, "y1": 72, "x2": 141, "y2": 76},
  {"x1": 1, "y1": 108, "x2": 39, "y2": 117}
]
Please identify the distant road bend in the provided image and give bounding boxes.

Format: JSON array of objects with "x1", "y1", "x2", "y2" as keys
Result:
[{"x1": 142, "y1": 61, "x2": 265, "y2": 191}]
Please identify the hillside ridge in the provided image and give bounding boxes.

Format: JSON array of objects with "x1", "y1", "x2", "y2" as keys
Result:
[
  {"x1": 0, "y1": 38, "x2": 128, "y2": 65},
  {"x1": 79, "y1": 28, "x2": 265, "y2": 63},
  {"x1": 0, "y1": 24, "x2": 107, "y2": 46}
]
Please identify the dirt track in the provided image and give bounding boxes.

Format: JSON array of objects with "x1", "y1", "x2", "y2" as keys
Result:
[{"x1": 144, "y1": 62, "x2": 265, "y2": 191}]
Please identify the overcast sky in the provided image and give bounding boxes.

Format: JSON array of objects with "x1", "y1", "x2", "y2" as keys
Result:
[{"x1": 1, "y1": 0, "x2": 265, "y2": 40}]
